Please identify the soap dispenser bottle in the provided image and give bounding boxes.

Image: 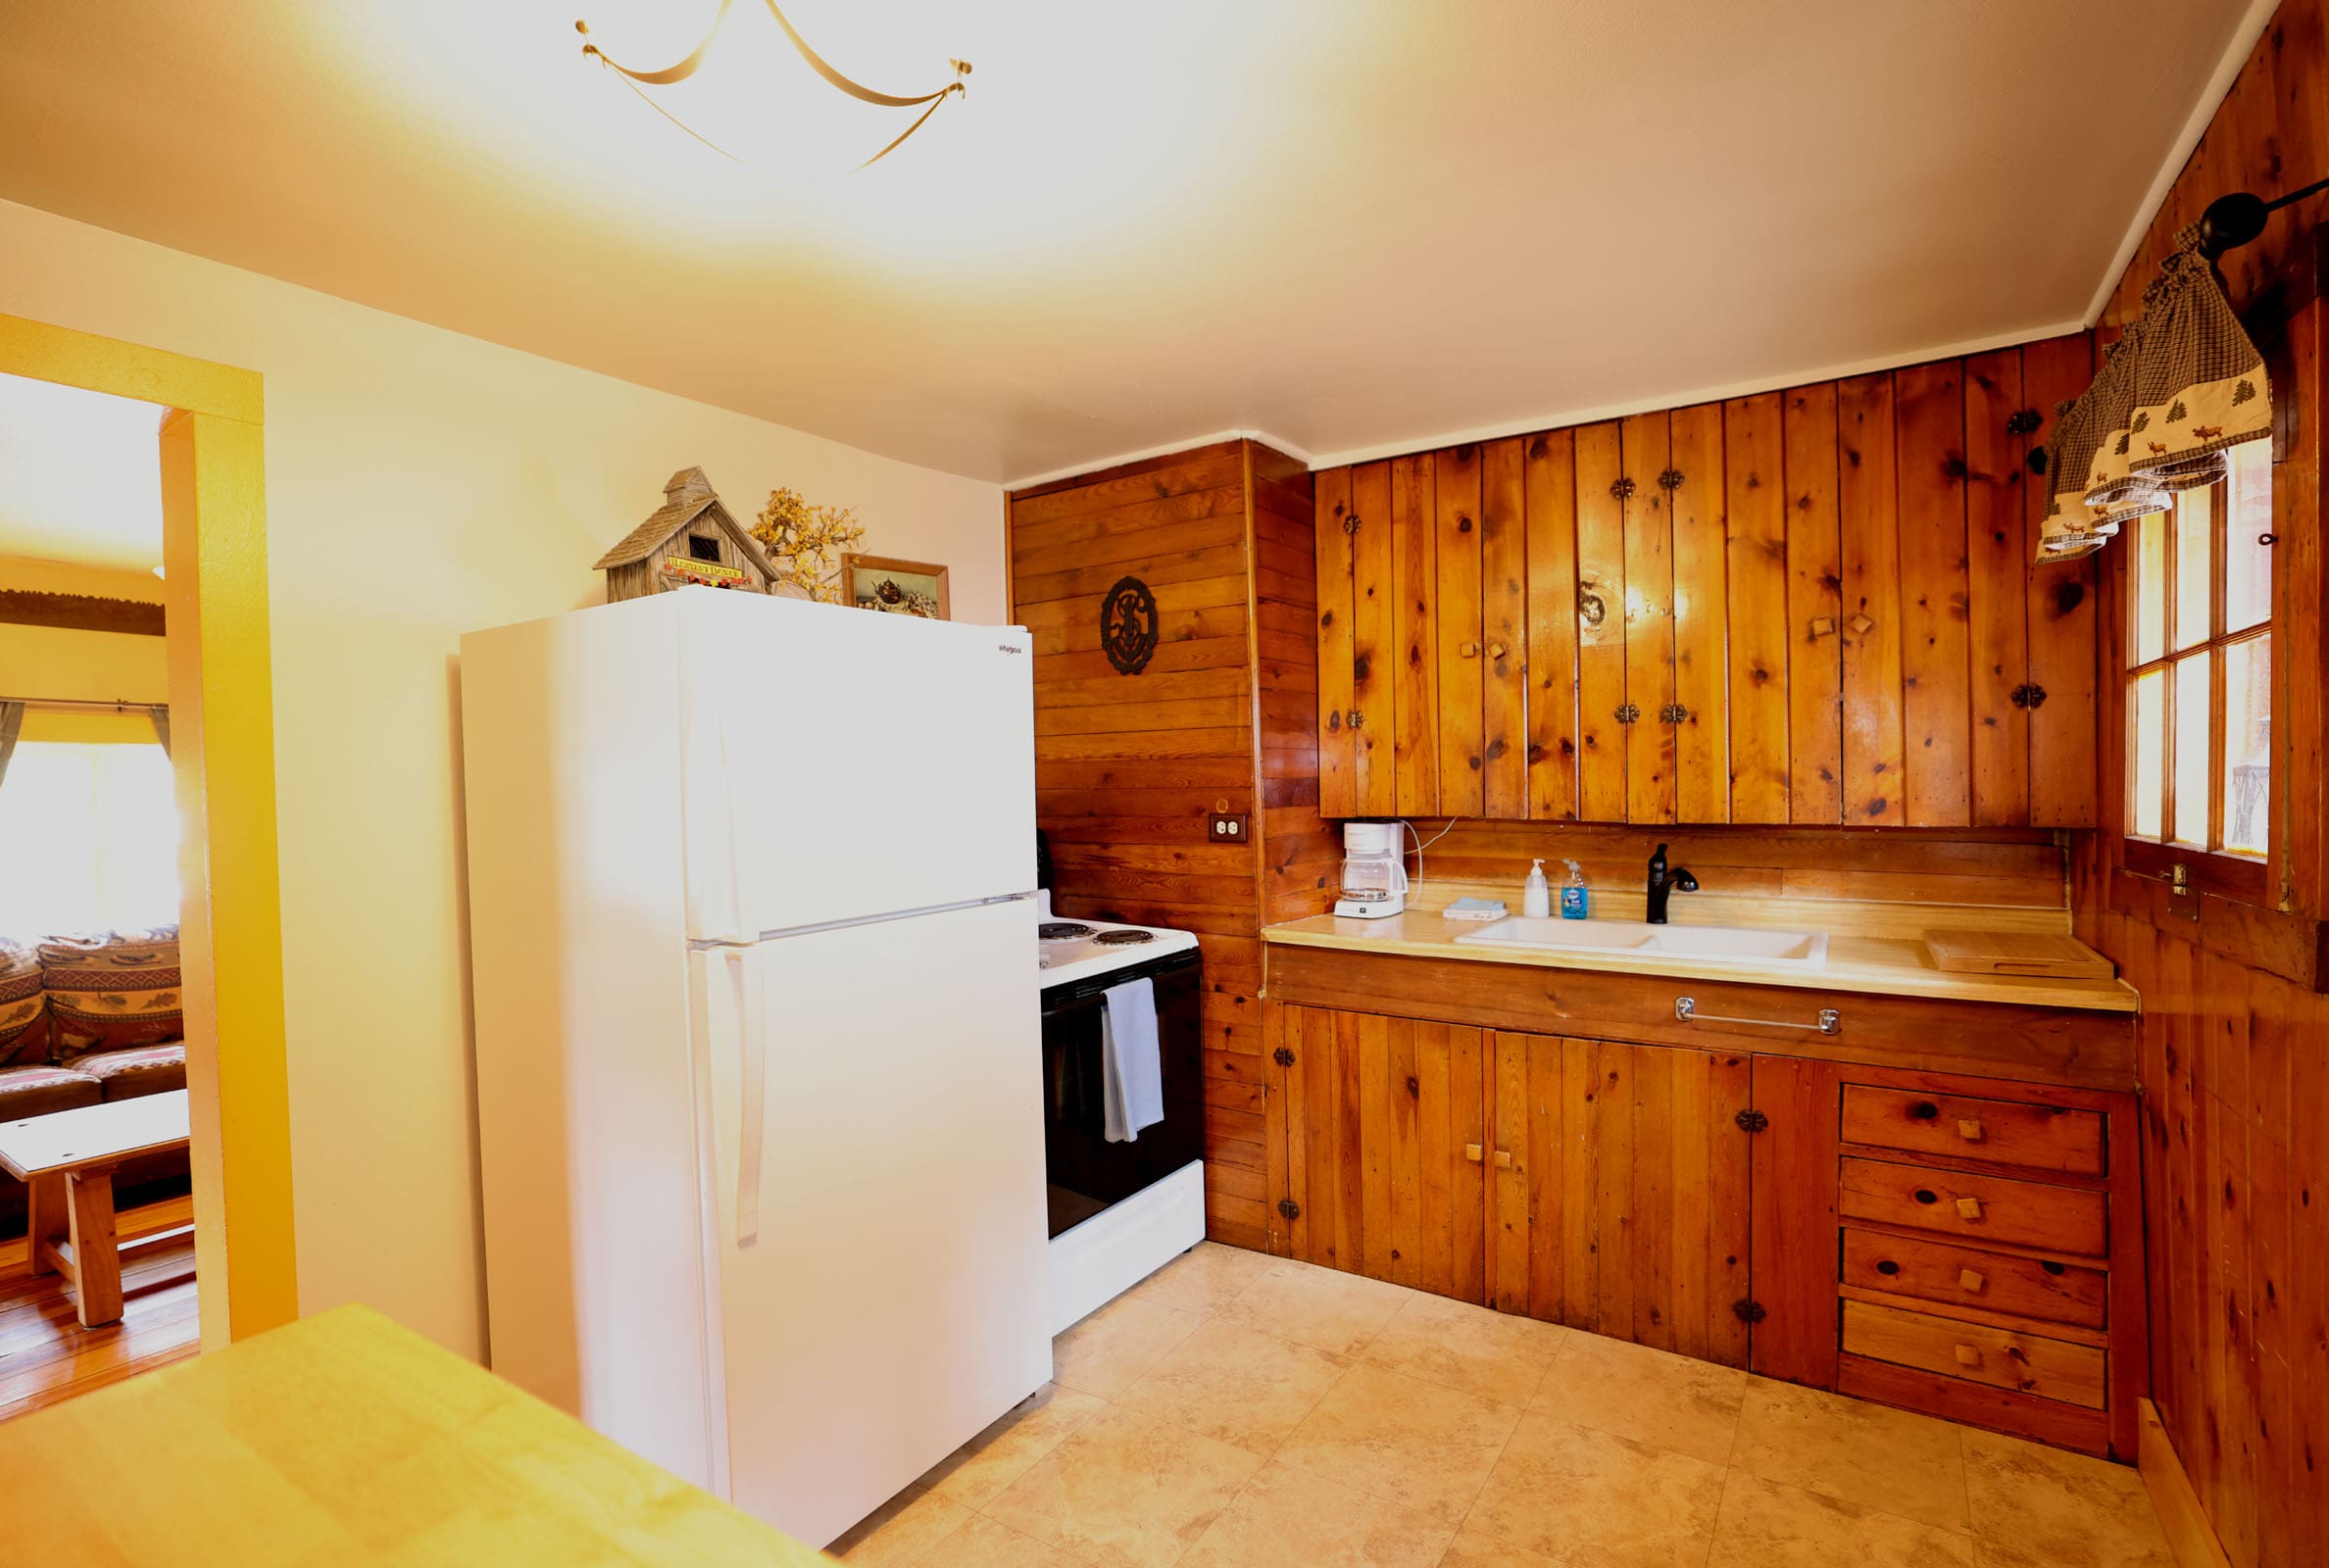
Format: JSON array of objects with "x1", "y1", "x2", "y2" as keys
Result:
[
  {"x1": 1523, "y1": 858, "x2": 1552, "y2": 918},
  {"x1": 1560, "y1": 859, "x2": 1589, "y2": 919}
]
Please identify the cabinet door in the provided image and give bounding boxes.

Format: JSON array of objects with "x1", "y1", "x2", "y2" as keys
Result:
[
  {"x1": 1272, "y1": 1004, "x2": 1487, "y2": 1302},
  {"x1": 1486, "y1": 1034, "x2": 1752, "y2": 1365},
  {"x1": 1747, "y1": 1055, "x2": 1844, "y2": 1387},
  {"x1": 1390, "y1": 454, "x2": 1441, "y2": 815},
  {"x1": 1314, "y1": 467, "x2": 1358, "y2": 820},
  {"x1": 1619, "y1": 414, "x2": 1677, "y2": 823},
  {"x1": 1434, "y1": 444, "x2": 1486, "y2": 817}
]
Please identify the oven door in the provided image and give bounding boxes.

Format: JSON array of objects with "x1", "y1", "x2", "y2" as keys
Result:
[{"x1": 1038, "y1": 952, "x2": 1203, "y2": 1238}]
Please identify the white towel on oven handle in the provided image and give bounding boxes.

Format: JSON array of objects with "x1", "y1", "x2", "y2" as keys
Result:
[{"x1": 1101, "y1": 977, "x2": 1164, "y2": 1143}]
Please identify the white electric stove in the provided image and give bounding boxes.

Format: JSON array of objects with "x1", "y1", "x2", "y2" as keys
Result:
[
  {"x1": 1036, "y1": 890, "x2": 1202, "y2": 988},
  {"x1": 1034, "y1": 889, "x2": 1206, "y2": 1333}
]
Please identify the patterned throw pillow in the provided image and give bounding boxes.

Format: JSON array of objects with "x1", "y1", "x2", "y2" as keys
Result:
[
  {"x1": 38, "y1": 927, "x2": 184, "y2": 1057},
  {"x1": 0, "y1": 938, "x2": 45, "y2": 1067}
]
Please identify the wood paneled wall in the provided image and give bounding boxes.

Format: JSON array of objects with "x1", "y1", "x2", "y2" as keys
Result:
[
  {"x1": 1010, "y1": 440, "x2": 1328, "y2": 1252},
  {"x1": 2074, "y1": 4, "x2": 2329, "y2": 1562},
  {"x1": 1312, "y1": 344, "x2": 2101, "y2": 830}
]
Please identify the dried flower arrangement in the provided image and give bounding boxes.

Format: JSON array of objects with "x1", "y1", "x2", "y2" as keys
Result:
[{"x1": 750, "y1": 486, "x2": 866, "y2": 603}]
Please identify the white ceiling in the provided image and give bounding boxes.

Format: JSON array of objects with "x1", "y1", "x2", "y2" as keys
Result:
[
  {"x1": 0, "y1": 370, "x2": 166, "y2": 572},
  {"x1": 0, "y1": 1, "x2": 2256, "y2": 484}
]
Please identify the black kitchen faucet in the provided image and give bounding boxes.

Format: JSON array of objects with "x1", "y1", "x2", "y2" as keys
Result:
[{"x1": 1646, "y1": 842, "x2": 1698, "y2": 924}]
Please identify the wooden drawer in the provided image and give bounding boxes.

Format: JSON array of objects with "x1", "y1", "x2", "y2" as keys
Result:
[
  {"x1": 1841, "y1": 1085, "x2": 2105, "y2": 1176},
  {"x1": 1838, "y1": 1157, "x2": 2107, "y2": 1256},
  {"x1": 1842, "y1": 1299, "x2": 2105, "y2": 1408},
  {"x1": 1840, "y1": 1229, "x2": 2107, "y2": 1330}
]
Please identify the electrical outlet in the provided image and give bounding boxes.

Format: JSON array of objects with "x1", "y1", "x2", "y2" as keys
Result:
[{"x1": 1210, "y1": 812, "x2": 1249, "y2": 842}]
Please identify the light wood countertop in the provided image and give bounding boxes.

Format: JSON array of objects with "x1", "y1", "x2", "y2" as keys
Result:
[
  {"x1": 1263, "y1": 887, "x2": 2138, "y2": 1013},
  {"x1": 0, "y1": 1303, "x2": 835, "y2": 1564}
]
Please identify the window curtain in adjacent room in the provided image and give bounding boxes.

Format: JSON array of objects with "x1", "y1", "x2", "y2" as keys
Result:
[
  {"x1": 0, "y1": 702, "x2": 23, "y2": 795},
  {"x1": 2038, "y1": 222, "x2": 2272, "y2": 560},
  {"x1": 148, "y1": 705, "x2": 171, "y2": 758}
]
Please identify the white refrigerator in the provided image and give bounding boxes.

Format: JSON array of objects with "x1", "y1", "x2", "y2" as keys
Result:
[{"x1": 459, "y1": 588, "x2": 1051, "y2": 1548}]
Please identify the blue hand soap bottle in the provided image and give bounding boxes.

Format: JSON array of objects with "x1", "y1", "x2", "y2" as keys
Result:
[{"x1": 1560, "y1": 859, "x2": 1590, "y2": 919}]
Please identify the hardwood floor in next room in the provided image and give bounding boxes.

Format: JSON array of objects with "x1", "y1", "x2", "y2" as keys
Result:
[
  {"x1": 832, "y1": 1243, "x2": 2173, "y2": 1568},
  {"x1": 0, "y1": 1217, "x2": 199, "y2": 1422}
]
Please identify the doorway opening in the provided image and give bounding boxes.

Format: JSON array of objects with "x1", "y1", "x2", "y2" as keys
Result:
[{"x1": 0, "y1": 315, "x2": 293, "y2": 1420}]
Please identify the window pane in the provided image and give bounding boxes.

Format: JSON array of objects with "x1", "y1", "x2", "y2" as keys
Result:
[
  {"x1": 2225, "y1": 441, "x2": 2272, "y2": 633},
  {"x1": 0, "y1": 742, "x2": 179, "y2": 940},
  {"x1": 2171, "y1": 653, "x2": 2212, "y2": 848},
  {"x1": 2172, "y1": 487, "x2": 2212, "y2": 651},
  {"x1": 2135, "y1": 508, "x2": 2167, "y2": 664},
  {"x1": 2131, "y1": 668, "x2": 2164, "y2": 839},
  {"x1": 2222, "y1": 634, "x2": 2270, "y2": 857}
]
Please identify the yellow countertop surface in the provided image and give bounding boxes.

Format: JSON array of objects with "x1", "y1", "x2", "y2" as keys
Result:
[
  {"x1": 0, "y1": 1303, "x2": 834, "y2": 1565},
  {"x1": 1264, "y1": 888, "x2": 2139, "y2": 1013}
]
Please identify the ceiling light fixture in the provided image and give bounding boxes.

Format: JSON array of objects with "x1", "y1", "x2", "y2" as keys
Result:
[{"x1": 574, "y1": 0, "x2": 970, "y2": 168}]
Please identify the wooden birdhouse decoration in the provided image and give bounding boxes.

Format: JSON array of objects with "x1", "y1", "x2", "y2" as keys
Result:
[{"x1": 594, "y1": 466, "x2": 779, "y2": 603}]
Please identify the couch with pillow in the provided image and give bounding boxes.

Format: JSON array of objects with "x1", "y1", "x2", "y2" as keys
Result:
[{"x1": 0, "y1": 928, "x2": 191, "y2": 1235}]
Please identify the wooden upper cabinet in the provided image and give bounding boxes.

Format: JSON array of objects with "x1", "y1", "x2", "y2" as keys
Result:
[{"x1": 1307, "y1": 341, "x2": 2101, "y2": 828}]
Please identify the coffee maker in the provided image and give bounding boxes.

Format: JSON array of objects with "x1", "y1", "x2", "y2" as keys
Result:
[{"x1": 1333, "y1": 820, "x2": 1409, "y2": 919}]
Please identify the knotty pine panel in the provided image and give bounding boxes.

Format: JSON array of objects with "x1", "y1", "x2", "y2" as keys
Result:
[
  {"x1": 2082, "y1": 11, "x2": 2329, "y2": 1550},
  {"x1": 1350, "y1": 461, "x2": 1397, "y2": 816},
  {"x1": 1619, "y1": 413, "x2": 1676, "y2": 823},
  {"x1": 1669, "y1": 403, "x2": 1730, "y2": 824},
  {"x1": 1522, "y1": 430, "x2": 1581, "y2": 820},
  {"x1": 1390, "y1": 453, "x2": 1441, "y2": 815},
  {"x1": 1480, "y1": 437, "x2": 1530, "y2": 818},
  {"x1": 1838, "y1": 372, "x2": 1907, "y2": 825},
  {"x1": 2020, "y1": 331, "x2": 2101, "y2": 829},
  {"x1": 1963, "y1": 348, "x2": 2031, "y2": 825},
  {"x1": 1725, "y1": 392, "x2": 1791, "y2": 823},
  {"x1": 1013, "y1": 440, "x2": 1317, "y2": 1250},
  {"x1": 1574, "y1": 422, "x2": 1629, "y2": 820},
  {"x1": 1893, "y1": 359, "x2": 1973, "y2": 827},
  {"x1": 1783, "y1": 383, "x2": 1847, "y2": 823},
  {"x1": 1434, "y1": 444, "x2": 1486, "y2": 817}
]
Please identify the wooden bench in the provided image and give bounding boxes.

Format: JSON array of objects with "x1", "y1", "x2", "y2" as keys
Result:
[{"x1": 0, "y1": 1090, "x2": 190, "y2": 1327}]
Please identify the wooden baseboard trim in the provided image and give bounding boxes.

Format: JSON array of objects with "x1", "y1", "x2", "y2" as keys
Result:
[{"x1": 2138, "y1": 1398, "x2": 2232, "y2": 1568}]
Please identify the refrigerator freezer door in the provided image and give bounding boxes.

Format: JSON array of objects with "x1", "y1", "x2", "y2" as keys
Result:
[
  {"x1": 694, "y1": 897, "x2": 1051, "y2": 1547},
  {"x1": 679, "y1": 592, "x2": 1036, "y2": 940}
]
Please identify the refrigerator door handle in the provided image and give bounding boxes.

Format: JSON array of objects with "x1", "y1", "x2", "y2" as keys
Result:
[{"x1": 735, "y1": 953, "x2": 768, "y2": 1247}]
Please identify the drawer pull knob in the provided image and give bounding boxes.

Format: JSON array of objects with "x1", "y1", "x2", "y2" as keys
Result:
[
  {"x1": 1914, "y1": 1189, "x2": 1940, "y2": 1205},
  {"x1": 1464, "y1": 1144, "x2": 1484, "y2": 1163},
  {"x1": 1959, "y1": 1268, "x2": 1986, "y2": 1293},
  {"x1": 1493, "y1": 1149, "x2": 1513, "y2": 1168},
  {"x1": 1461, "y1": 641, "x2": 1481, "y2": 658},
  {"x1": 1488, "y1": 641, "x2": 1509, "y2": 661},
  {"x1": 1908, "y1": 1102, "x2": 1941, "y2": 1121},
  {"x1": 1954, "y1": 1345, "x2": 1982, "y2": 1368},
  {"x1": 1957, "y1": 1198, "x2": 1984, "y2": 1221},
  {"x1": 1957, "y1": 1118, "x2": 1984, "y2": 1143},
  {"x1": 1875, "y1": 1259, "x2": 1901, "y2": 1276}
]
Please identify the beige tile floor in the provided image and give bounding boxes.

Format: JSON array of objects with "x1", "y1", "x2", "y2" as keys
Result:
[{"x1": 831, "y1": 1245, "x2": 2174, "y2": 1568}]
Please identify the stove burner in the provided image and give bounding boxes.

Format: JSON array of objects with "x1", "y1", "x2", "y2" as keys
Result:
[
  {"x1": 1039, "y1": 922, "x2": 1095, "y2": 942},
  {"x1": 1092, "y1": 929, "x2": 1156, "y2": 946}
]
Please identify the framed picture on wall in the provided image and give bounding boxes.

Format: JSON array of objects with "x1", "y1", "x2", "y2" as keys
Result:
[{"x1": 840, "y1": 554, "x2": 951, "y2": 620}]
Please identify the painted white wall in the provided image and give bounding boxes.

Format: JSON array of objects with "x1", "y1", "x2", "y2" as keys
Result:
[{"x1": 0, "y1": 197, "x2": 1006, "y2": 1358}]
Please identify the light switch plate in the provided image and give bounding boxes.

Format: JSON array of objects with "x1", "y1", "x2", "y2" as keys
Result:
[{"x1": 1210, "y1": 812, "x2": 1249, "y2": 842}]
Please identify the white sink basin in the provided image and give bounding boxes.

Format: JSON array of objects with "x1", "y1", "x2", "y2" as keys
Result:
[{"x1": 1451, "y1": 915, "x2": 1829, "y2": 968}]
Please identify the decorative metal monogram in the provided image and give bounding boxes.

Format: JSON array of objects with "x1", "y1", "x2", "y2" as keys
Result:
[{"x1": 1100, "y1": 575, "x2": 1160, "y2": 674}]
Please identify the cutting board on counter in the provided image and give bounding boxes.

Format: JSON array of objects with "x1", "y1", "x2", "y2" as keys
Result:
[{"x1": 1921, "y1": 929, "x2": 2115, "y2": 980}]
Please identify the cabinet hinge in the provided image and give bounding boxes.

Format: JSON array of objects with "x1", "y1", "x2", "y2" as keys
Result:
[
  {"x1": 1614, "y1": 703, "x2": 1641, "y2": 724},
  {"x1": 2010, "y1": 682, "x2": 2049, "y2": 710},
  {"x1": 1273, "y1": 1047, "x2": 1296, "y2": 1068},
  {"x1": 1342, "y1": 514, "x2": 1362, "y2": 535},
  {"x1": 1277, "y1": 1199, "x2": 1301, "y2": 1221},
  {"x1": 1731, "y1": 1298, "x2": 1766, "y2": 1324},
  {"x1": 1660, "y1": 702, "x2": 1690, "y2": 724},
  {"x1": 1347, "y1": 709, "x2": 1363, "y2": 730},
  {"x1": 1658, "y1": 466, "x2": 1685, "y2": 491},
  {"x1": 1733, "y1": 1108, "x2": 1768, "y2": 1133}
]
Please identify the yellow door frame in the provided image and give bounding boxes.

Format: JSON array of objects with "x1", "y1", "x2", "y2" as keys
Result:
[{"x1": 0, "y1": 310, "x2": 296, "y2": 1347}]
